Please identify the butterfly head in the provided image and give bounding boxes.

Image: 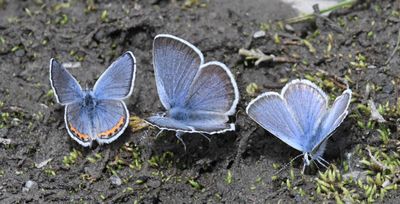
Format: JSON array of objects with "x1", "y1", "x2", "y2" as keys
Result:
[{"x1": 303, "y1": 152, "x2": 313, "y2": 166}]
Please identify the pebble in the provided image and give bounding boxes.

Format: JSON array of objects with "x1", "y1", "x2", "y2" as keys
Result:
[
  {"x1": 0, "y1": 128, "x2": 8, "y2": 137},
  {"x1": 284, "y1": 24, "x2": 295, "y2": 32},
  {"x1": 253, "y1": 30, "x2": 266, "y2": 39},
  {"x1": 15, "y1": 49, "x2": 25, "y2": 57},
  {"x1": 22, "y1": 180, "x2": 38, "y2": 192},
  {"x1": 110, "y1": 175, "x2": 122, "y2": 186}
]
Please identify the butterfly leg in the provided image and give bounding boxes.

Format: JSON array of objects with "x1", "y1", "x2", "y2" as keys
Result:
[
  {"x1": 199, "y1": 133, "x2": 211, "y2": 142},
  {"x1": 302, "y1": 163, "x2": 306, "y2": 174},
  {"x1": 315, "y1": 158, "x2": 328, "y2": 169},
  {"x1": 312, "y1": 159, "x2": 321, "y2": 171},
  {"x1": 318, "y1": 156, "x2": 330, "y2": 166},
  {"x1": 155, "y1": 129, "x2": 165, "y2": 139},
  {"x1": 175, "y1": 131, "x2": 187, "y2": 151}
]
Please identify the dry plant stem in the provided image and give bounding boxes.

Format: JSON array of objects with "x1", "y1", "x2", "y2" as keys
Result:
[
  {"x1": 384, "y1": 29, "x2": 400, "y2": 66},
  {"x1": 238, "y1": 48, "x2": 297, "y2": 65},
  {"x1": 284, "y1": 0, "x2": 358, "y2": 24},
  {"x1": 367, "y1": 148, "x2": 388, "y2": 171}
]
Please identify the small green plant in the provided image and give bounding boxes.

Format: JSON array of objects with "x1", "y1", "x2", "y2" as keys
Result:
[
  {"x1": 225, "y1": 170, "x2": 233, "y2": 185},
  {"x1": 63, "y1": 149, "x2": 81, "y2": 167}
]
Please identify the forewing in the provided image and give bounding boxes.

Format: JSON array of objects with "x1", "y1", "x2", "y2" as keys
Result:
[
  {"x1": 65, "y1": 103, "x2": 92, "y2": 147},
  {"x1": 282, "y1": 79, "x2": 328, "y2": 138},
  {"x1": 92, "y1": 100, "x2": 130, "y2": 144},
  {"x1": 246, "y1": 93, "x2": 305, "y2": 151},
  {"x1": 314, "y1": 89, "x2": 352, "y2": 147},
  {"x1": 153, "y1": 34, "x2": 204, "y2": 109},
  {"x1": 93, "y1": 52, "x2": 136, "y2": 100},
  {"x1": 50, "y1": 59, "x2": 83, "y2": 105},
  {"x1": 184, "y1": 62, "x2": 239, "y2": 115}
]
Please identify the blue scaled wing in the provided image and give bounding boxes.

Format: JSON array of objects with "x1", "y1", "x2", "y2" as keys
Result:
[
  {"x1": 146, "y1": 115, "x2": 195, "y2": 132},
  {"x1": 92, "y1": 100, "x2": 130, "y2": 144},
  {"x1": 185, "y1": 62, "x2": 239, "y2": 115},
  {"x1": 282, "y1": 79, "x2": 328, "y2": 151},
  {"x1": 246, "y1": 92, "x2": 305, "y2": 152},
  {"x1": 147, "y1": 111, "x2": 235, "y2": 134},
  {"x1": 49, "y1": 59, "x2": 84, "y2": 105},
  {"x1": 65, "y1": 103, "x2": 93, "y2": 147},
  {"x1": 153, "y1": 34, "x2": 204, "y2": 109},
  {"x1": 314, "y1": 89, "x2": 352, "y2": 147},
  {"x1": 93, "y1": 52, "x2": 136, "y2": 100},
  {"x1": 180, "y1": 62, "x2": 239, "y2": 133}
]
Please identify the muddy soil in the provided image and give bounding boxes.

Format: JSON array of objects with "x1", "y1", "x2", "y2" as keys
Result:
[{"x1": 0, "y1": 0, "x2": 399, "y2": 203}]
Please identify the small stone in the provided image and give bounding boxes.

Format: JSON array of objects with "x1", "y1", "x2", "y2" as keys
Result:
[
  {"x1": 0, "y1": 128, "x2": 8, "y2": 137},
  {"x1": 35, "y1": 158, "x2": 53, "y2": 169},
  {"x1": 284, "y1": 24, "x2": 295, "y2": 32},
  {"x1": 147, "y1": 179, "x2": 161, "y2": 188},
  {"x1": 0, "y1": 138, "x2": 11, "y2": 145},
  {"x1": 368, "y1": 100, "x2": 386, "y2": 123},
  {"x1": 22, "y1": 180, "x2": 38, "y2": 192},
  {"x1": 15, "y1": 49, "x2": 25, "y2": 57},
  {"x1": 110, "y1": 175, "x2": 122, "y2": 186},
  {"x1": 343, "y1": 171, "x2": 367, "y2": 180},
  {"x1": 253, "y1": 30, "x2": 266, "y2": 39},
  {"x1": 11, "y1": 118, "x2": 21, "y2": 127}
]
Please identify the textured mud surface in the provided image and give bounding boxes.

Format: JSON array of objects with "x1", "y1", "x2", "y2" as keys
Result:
[{"x1": 0, "y1": 0, "x2": 399, "y2": 203}]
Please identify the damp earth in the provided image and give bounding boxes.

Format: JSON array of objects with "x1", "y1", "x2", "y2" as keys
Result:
[{"x1": 0, "y1": 0, "x2": 399, "y2": 203}]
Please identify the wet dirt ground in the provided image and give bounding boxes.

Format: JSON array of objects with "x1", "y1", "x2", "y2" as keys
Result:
[{"x1": 0, "y1": 0, "x2": 399, "y2": 203}]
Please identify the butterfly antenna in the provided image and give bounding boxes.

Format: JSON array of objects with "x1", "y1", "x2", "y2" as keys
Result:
[
  {"x1": 199, "y1": 133, "x2": 211, "y2": 143},
  {"x1": 274, "y1": 153, "x2": 304, "y2": 175},
  {"x1": 155, "y1": 129, "x2": 164, "y2": 139},
  {"x1": 175, "y1": 132, "x2": 187, "y2": 152}
]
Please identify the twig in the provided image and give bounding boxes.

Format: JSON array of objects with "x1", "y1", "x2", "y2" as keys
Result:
[
  {"x1": 285, "y1": 0, "x2": 358, "y2": 24},
  {"x1": 313, "y1": 4, "x2": 344, "y2": 33},
  {"x1": 367, "y1": 148, "x2": 388, "y2": 171},
  {"x1": 239, "y1": 48, "x2": 297, "y2": 65},
  {"x1": 384, "y1": 29, "x2": 400, "y2": 66}
]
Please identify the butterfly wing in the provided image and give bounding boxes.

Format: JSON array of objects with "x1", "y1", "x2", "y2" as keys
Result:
[
  {"x1": 49, "y1": 59, "x2": 84, "y2": 105},
  {"x1": 185, "y1": 62, "x2": 239, "y2": 115},
  {"x1": 281, "y1": 79, "x2": 328, "y2": 151},
  {"x1": 169, "y1": 62, "x2": 239, "y2": 133},
  {"x1": 93, "y1": 52, "x2": 136, "y2": 100},
  {"x1": 92, "y1": 100, "x2": 130, "y2": 144},
  {"x1": 314, "y1": 89, "x2": 352, "y2": 148},
  {"x1": 147, "y1": 111, "x2": 235, "y2": 134},
  {"x1": 146, "y1": 115, "x2": 195, "y2": 132},
  {"x1": 65, "y1": 103, "x2": 93, "y2": 147},
  {"x1": 246, "y1": 92, "x2": 305, "y2": 152},
  {"x1": 153, "y1": 34, "x2": 204, "y2": 109}
]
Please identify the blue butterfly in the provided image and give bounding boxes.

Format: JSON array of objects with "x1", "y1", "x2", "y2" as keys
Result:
[
  {"x1": 146, "y1": 34, "x2": 239, "y2": 147},
  {"x1": 49, "y1": 52, "x2": 136, "y2": 147},
  {"x1": 246, "y1": 79, "x2": 351, "y2": 172}
]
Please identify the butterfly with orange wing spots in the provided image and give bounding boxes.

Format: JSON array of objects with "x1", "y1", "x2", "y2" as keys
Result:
[{"x1": 49, "y1": 52, "x2": 136, "y2": 147}]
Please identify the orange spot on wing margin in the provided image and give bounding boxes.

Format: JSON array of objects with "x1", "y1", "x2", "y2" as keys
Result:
[
  {"x1": 69, "y1": 123, "x2": 90, "y2": 140},
  {"x1": 97, "y1": 117, "x2": 126, "y2": 138}
]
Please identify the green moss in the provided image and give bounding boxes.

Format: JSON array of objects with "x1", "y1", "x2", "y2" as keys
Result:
[
  {"x1": 63, "y1": 149, "x2": 81, "y2": 167},
  {"x1": 188, "y1": 178, "x2": 203, "y2": 190},
  {"x1": 225, "y1": 170, "x2": 233, "y2": 185}
]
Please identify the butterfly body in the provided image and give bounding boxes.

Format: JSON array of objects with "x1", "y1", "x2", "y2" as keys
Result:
[{"x1": 50, "y1": 52, "x2": 136, "y2": 147}]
